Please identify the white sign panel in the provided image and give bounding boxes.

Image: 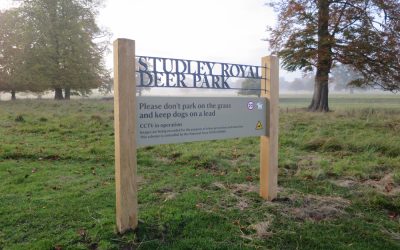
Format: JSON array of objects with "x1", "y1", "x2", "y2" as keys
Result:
[{"x1": 136, "y1": 96, "x2": 268, "y2": 146}]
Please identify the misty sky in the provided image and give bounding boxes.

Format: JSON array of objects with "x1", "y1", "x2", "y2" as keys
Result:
[{"x1": 0, "y1": 0, "x2": 298, "y2": 80}]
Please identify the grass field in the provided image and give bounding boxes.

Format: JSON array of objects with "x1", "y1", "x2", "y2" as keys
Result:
[{"x1": 0, "y1": 95, "x2": 399, "y2": 249}]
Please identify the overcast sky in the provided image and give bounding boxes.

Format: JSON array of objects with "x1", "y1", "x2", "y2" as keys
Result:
[
  {"x1": 0, "y1": 0, "x2": 298, "y2": 80},
  {"x1": 99, "y1": 0, "x2": 274, "y2": 64}
]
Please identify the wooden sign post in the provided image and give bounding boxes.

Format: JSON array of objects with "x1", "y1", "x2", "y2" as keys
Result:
[
  {"x1": 113, "y1": 38, "x2": 279, "y2": 233},
  {"x1": 260, "y1": 56, "x2": 279, "y2": 200},
  {"x1": 113, "y1": 39, "x2": 138, "y2": 233}
]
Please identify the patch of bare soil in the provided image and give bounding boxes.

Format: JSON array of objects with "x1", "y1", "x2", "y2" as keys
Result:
[
  {"x1": 157, "y1": 157, "x2": 172, "y2": 164},
  {"x1": 210, "y1": 182, "x2": 350, "y2": 220},
  {"x1": 382, "y1": 229, "x2": 400, "y2": 242},
  {"x1": 363, "y1": 173, "x2": 400, "y2": 196},
  {"x1": 249, "y1": 220, "x2": 273, "y2": 239},
  {"x1": 277, "y1": 193, "x2": 351, "y2": 221},
  {"x1": 228, "y1": 183, "x2": 259, "y2": 210},
  {"x1": 229, "y1": 183, "x2": 259, "y2": 194},
  {"x1": 246, "y1": 218, "x2": 273, "y2": 239},
  {"x1": 330, "y1": 179, "x2": 358, "y2": 188},
  {"x1": 294, "y1": 155, "x2": 324, "y2": 178},
  {"x1": 228, "y1": 185, "x2": 252, "y2": 211},
  {"x1": 154, "y1": 187, "x2": 178, "y2": 202},
  {"x1": 208, "y1": 182, "x2": 259, "y2": 211},
  {"x1": 296, "y1": 155, "x2": 321, "y2": 170},
  {"x1": 211, "y1": 182, "x2": 258, "y2": 195},
  {"x1": 235, "y1": 199, "x2": 249, "y2": 211},
  {"x1": 163, "y1": 192, "x2": 178, "y2": 202},
  {"x1": 239, "y1": 215, "x2": 275, "y2": 241},
  {"x1": 331, "y1": 174, "x2": 400, "y2": 196},
  {"x1": 211, "y1": 182, "x2": 226, "y2": 190},
  {"x1": 215, "y1": 182, "x2": 347, "y2": 219}
]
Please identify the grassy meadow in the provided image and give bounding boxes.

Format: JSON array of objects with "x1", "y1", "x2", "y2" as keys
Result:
[{"x1": 0, "y1": 94, "x2": 399, "y2": 249}]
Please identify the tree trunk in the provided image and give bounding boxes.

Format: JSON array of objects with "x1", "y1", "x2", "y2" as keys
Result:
[
  {"x1": 308, "y1": 0, "x2": 332, "y2": 112},
  {"x1": 11, "y1": 90, "x2": 16, "y2": 100},
  {"x1": 309, "y1": 70, "x2": 329, "y2": 111},
  {"x1": 64, "y1": 88, "x2": 71, "y2": 100},
  {"x1": 54, "y1": 88, "x2": 64, "y2": 100}
]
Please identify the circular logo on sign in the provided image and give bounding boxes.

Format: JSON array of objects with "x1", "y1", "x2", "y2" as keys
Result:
[{"x1": 247, "y1": 101, "x2": 254, "y2": 110}]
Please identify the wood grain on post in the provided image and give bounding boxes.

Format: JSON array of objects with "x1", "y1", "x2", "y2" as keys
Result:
[
  {"x1": 260, "y1": 56, "x2": 279, "y2": 200},
  {"x1": 113, "y1": 39, "x2": 138, "y2": 233}
]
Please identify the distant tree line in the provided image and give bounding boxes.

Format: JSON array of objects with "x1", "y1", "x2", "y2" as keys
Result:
[
  {"x1": 238, "y1": 64, "x2": 368, "y2": 94},
  {"x1": 0, "y1": 0, "x2": 110, "y2": 100},
  {"x1": 237, "y1": 76, "x2": 312, "y2": 95},
  {"x1": 280, "y1": 65, "x2": 368, "y2": 92}
]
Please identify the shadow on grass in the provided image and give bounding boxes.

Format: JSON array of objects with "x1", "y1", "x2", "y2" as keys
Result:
[{"x1": 116, "y1": 211, "x2": 241, "y2": 249}]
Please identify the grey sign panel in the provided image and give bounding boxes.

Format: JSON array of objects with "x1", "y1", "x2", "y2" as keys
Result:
[{"x1": 136, "y1": 96, "x2": 268, "y2": 146}]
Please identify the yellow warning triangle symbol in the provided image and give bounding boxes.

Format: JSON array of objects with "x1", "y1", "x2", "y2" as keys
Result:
[{"x1": 256, "y1": 121, "x2": 263, "y2": 130}]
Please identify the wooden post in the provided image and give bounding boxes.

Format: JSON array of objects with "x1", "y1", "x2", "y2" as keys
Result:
[
  {"x1": 260, "y1": 56, "x2": 279, "y2": 200},
  {"x1": 114, "y1": 39, "x2": 138, "y2": 233}
]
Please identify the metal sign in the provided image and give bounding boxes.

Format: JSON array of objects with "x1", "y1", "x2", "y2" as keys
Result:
[
  {"x1": 136, "y1": 96, "x2": 268, "y2": 146},
  {"x1": 136, "y1": 56, "x2": 266, "y2": 90}
]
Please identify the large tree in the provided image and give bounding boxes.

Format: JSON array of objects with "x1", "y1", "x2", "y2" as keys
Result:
[
  {"x1": 267, "y1": 0, "x2": 400, "y2": 111},
  {"x1": 238, "y1": 78, "x2": 261, "y2": 97},
  {"x1": 0, "y1": 8, "x2": 34, "y2": 100},
  {"x1": 20, "y1": 0, "x2": 109, "y2": 99}
]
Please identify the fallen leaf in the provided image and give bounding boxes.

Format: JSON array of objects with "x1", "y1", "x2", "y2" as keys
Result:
[
  {"x1": 233, "y1": 220, "x2": 241, "y2": 225},
  {"x1": 385, "y1": 183, "x2": 394, "y2": 193},
  {"x1": 388, "y1": 211, "x2": 398, "y2": 220},
  {"x1": 77, "y1": 228, "x2": 86, "y2": 237},
  {"x1": 195, "y1": 203, "x2": 205, "y2": 208}
]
